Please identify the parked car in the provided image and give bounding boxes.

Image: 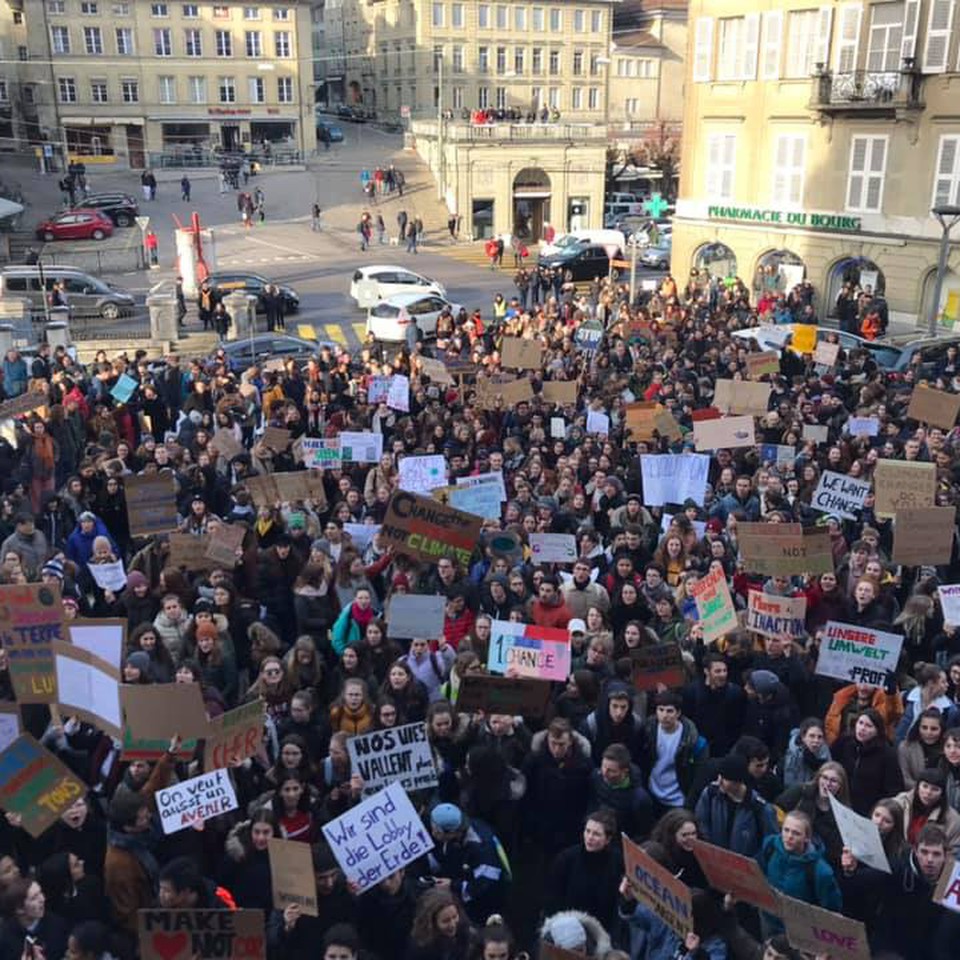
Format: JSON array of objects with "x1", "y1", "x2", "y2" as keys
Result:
[
  {"x1": 539, "y1": 230, "x2": 625, "y2": 260},
  {"x1": 639, "y1": 238, "x2": 672, "y2": 270},
  {"x1": 69, "y1": 193, "x2": 140, "y2": 227},
  {"x1": 202, "y1": 272, "x2": 300, "y2": 314},
  {"x1": 317, "y1": 120, "x2": 345, "y2": 143},
  {"x1": 35, "y1": 209, "x2": 114, "y2": 242},
  {"x1": 210, "y1": 334, "x2": 340, "y2": 372},
  {"x1": 366, "y1": 292, "x2": 463, "y2": 342},
  {"x1": 350, "y1": 265, "x2": 445, "y2": 308},
  {"x1": 0, "y1": 265, "x2": 136, "y2": 319},
  {"x1": 537, "y1": 244, "x2": 617, "y2": 282}
]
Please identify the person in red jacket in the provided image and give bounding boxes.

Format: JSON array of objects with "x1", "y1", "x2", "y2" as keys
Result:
[{"x1": 528, "y1": 576, "x2": 573, "y2": 630}]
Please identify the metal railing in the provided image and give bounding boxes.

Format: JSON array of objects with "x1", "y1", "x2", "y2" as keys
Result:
[
  {"x1": 146, "y1": 149, "x2": 303, "y2": 169},
  {"x1": 411, "y1": 119, "x2": 609, "y2": 142},
  {"x1": 810, "y1": 65, "x2": 923, "y2": 111}
]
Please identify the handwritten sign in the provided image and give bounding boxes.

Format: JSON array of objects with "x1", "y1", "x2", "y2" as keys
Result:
[
  {"x1": 268, "y1": 838, "x2": 318, "y2": 916},
  {"x1": 874, "y1": 459, "x2": 936, "y2": 519},
  {"x1": 340, "y1": 431, "x2": 383, "y2": 463},
  {"x1": 630, "y1": 643, "x2": 685, "y2": 691},
  {"x1": 456, "y1": 471, "x2": 508, "y2": 501},
  {"x1": 387, "y1": 374, "x2": 410, "y2": 412},
  {"x1": 907, "y1": 383, "x2": 960, "y2": 429},
  {"x1": 779, "y1": 895, "x2": 870, "y2": 960},
  {"x1": 542, "y1": 380, "x2": 578, "y2": 406},
  {"x1": 938, "y1": 584, "x2": 960, "y2": 626},
  {"x1": 815, "y1": 621, "x2": 903, "y2": 686},
  {"x1": 803, "y1": 423, "x2": 829, "y2": 445},
  {"x1": 205, "y1": 523, "x2": 246, "y2": 568},
  {"x1": 0, "y1": 583, "x2": 63, "y2": 704},
  {"x1": 156, "y1": 768, "x2": 238, "y2": 834},
  {"x1": 813, "y1": 341, "x2": 840, "y2": 367},
  {"x1": 738, "y1": 524, "x2": 835, "y2": 575},
  {"x1": 125, "y1": 474, "x2": 178, "y2": 538},
  {"x1": 347, "y1": 722, "x2": 438, "y2": 796},
  {"x1": 386, "y1": 594, "x2": 446, "y2": 639},
  {"x1": 640, "y1": 454, "x2": 709, "y2": 507},
  {"x1": 110, "y1": 373, "x2": 138, "y2": 404},
  {"x1": 300, "y1": 437, "x2": 342, "y2": 469},
  {"x1": 693, "y1": 415, "x2": 756, "y2": 450},
  {"x1": 689, "y1": 839, "x2": 781, "y2": 914},
  {"x1": 745, "y1": 351, "x2": 780, "y2": 379},
  {"x1": 381, "y1": 490, "x2": 482, "y2": 570},
  {"x1": 121, "y1": 683, "x2": 211, "y2": 741},
  {"x1": 398, "y1": 455, "x2": 447, "y2": 494},
  {"x1": 53, "y1": 641, "x2": 122, "y2": 738},
  {"x1": 322, "y1": 781, "x2": 434, "y2": 893},
  {"x1": 434, "y1": 482, "x2": 503, "y2": 519},
  {"x1": 88, "y1": 559, "x2": 128, "y2": 592},
  {"x1": 892, "y1": 506, "x2": 956, "y2": 565},
  {"x1": 812, "y1": 471, "x2": 871, "y2": 520},
  {"x1": 714, "y1": 380, "x2": 771, "y2": 416},
  {"x1": 746, "y1": 591, "x2": 807, "y2": 640},
  {"x1": 528, "y1": 533, "x2": 578, "y2": 564},
  {"x1": 934, "y1": 858, "x2": 960, "y2": 914},
  {"x1": 622, "y1": 834, "x2": 692, "y2": 938},
  {"x1": 691, "y1": 566, "x2": 737, "y2": 643},
  {"x1": 828, "y1": 795, "x2": 890, "y2": 873},
  {"x1": 138, "y1": 910, "x2": 264, "y2": 960},
  {"x1": 501, "y1": 336, "x2": 543, "y2": 370},
  {"x1": 487, "y1": 621, "x2": 571, "y2": 682},
  {"x1": 456, "y1": 674, "x2": 553, "y2": 718},
  {"x1": 204, "y1": 699, "x2": 265, "y2": 771},
  {"x1": 847, "y1": 417, "x2": 879, "y2": 437}
]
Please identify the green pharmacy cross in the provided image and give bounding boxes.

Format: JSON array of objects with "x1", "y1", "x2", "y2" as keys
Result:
[{"x1": 643, "y1": 193, "x2": 669, "y2": 218}]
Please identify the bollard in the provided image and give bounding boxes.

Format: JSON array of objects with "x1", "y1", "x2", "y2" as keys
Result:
[
  {"x1": 0, "y1": 323, "x2": 13, "y2": 356},
  {"x1": 146, "y1": 293, "x2": 179, "y2": 341},
  {"x1": 45, "y1": 318, "x2": 70, "y2": 351},
  {"x1": 222, "y1": 293, "x2": 258, "y2": 342}
]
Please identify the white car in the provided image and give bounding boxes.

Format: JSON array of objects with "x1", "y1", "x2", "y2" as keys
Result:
[
  {"x1": 366, "y1": 292, "x2": 462, "y2": 342},
  {"x1": 350, "y1": 264, "x2": 445, "y2": 309}
]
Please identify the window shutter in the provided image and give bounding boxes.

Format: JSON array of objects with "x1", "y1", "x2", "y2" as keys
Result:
[
  {"x1": 761, "y1": 11, "x2": 783, "y2": 79},
  {"x1": 847, "y1": 137, "x2": 867, "y2": 209},
  {"x1": 706, "y1": 135, "x2": 720, "y2": 196},
  {"x1": 923, "y1": 0, "x2": 956, "y2": 73},
  {"x1": 901, "y1": 0, "x2": 921, "y2": 59},
  {"x1": 816, "y1": 6, "x2": 833, "y2": 68},
  {"x1": 835, "y1": 3, "x2": 862, "y2": 73},
  {"x1": 743, "y1": 13, "x2": 760, "y2": 79},
  {"x1": 865, "y1": 139, "x2": 886, "y2": 210},
  {"x1": 721, "y1": 135, "x2": 735, "y2": 198},
  {"x1": 933, "y1": 137, "x2": 960, "y2": 207},
  {"x1": 693, "y1": 17, "x2": 714, "y2": 82}
]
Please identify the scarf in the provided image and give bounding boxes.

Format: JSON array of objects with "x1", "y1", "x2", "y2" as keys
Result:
[
  {"x1": 256, "y1": 517, "x2": 274, "y2": 538},
  {"x1": 351, "y1": 601, "x2": 375, "y2": 631}
]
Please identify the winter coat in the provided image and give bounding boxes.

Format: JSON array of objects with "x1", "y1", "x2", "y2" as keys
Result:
[
  {"x1": 220, "y1": 822, "x2": 273, "y2": 911},
  {"x1": 403, "y1": 646, "x2": 456, "y2": 702},
  {"x1": 781, "y1": 727, "x2": 832, "y2": 789},
  {"x1": 694, "y1": 781, "x2": 778, "y2": 858},
  {"x1": 756, "y1": 834, "x2": 842, "y2": 932},
  {"x1": 0, "y1": 528, "x2": 49, "y2": 575},
  {"x1": 741, "y1": 686, "x2": 796, "y2": 762},
  {"x1": 1, "y1": 355, "x2": 28, "y2": 396},
  {"x1": 561, "y1": 579, "x2": 611, "y2": 621},
  {"x1": 0, "y1": 912, "x2": 68, "y2": 960},
  {"x1": 540, "y1": 910, "x2": 612, "y2": 960},
  {"x1": 897, "y1": 738, "x2": 943, "y2": 789},
  {"x1": 895, "y1": 687, "x2": 958, "y2": 742},
  {"x1": 152, "y1": 610, "x2": 191, "y2": 663},
  {"x1": 891, "y1": 788, "x2": 960, "y2": 854},
  {"x1": 546, "y1": 842, "x2": 623, "y2": 932},
  {"x1": 588, "y1": 765, "x2": 654, "y2": 840},
  {"x1": 65, "y1": 516, "x2": 118, "y2": 568},
  {"x1": 774, "y1": 783, "x2": 844, "y2": 866},
  {"x1": 879, "y1": 851, "x2": 955, "y2": 960},
  {"x1": 832, "y1": 733, "x2": 904, "y2": 815},
  {"x1": 824, "y1": 685, "x2": 904, "y2": 745},
  {"x1": 638, "y1": 715, "x2": 708, "y2": 798},
  {"x1": 681, "y1": 681, "x2": 746, "y2": 757},
  {"x1": 620, "y1": 899, "x2": 727, "y2": 960}
]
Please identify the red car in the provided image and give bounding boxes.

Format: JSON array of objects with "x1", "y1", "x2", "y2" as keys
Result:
[{"x1": 36, "y1": 209, "x2": 114, "y2": 242}]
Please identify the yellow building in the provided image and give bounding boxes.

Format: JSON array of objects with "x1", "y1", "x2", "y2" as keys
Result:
[
  {"x1": 673, "y1": 0, "x2": 960, "y2": 327},
  {"x1": 9, "y1": 0, "x2": 316, "y2": 167}
]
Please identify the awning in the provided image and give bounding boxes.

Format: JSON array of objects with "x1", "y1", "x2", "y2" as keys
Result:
[
  {"x1": 0, "y1": 197, "x2": 24, "y2": 219},
  {"x1": 63, "y1": 117, "x2": 144, "y2": 126}
]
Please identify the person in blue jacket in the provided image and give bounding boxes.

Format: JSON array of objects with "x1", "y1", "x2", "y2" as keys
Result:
[{"x1": 65, "y1": 510, "x2": 119, "y2": 568}]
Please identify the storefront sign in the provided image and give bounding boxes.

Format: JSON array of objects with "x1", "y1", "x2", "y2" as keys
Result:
[{"x1": 707, "y1": 205, "x2": 862, "y2": 234}]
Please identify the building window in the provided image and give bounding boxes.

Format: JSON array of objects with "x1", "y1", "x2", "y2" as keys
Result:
[
  {"x1": 624, "y1": 97, "x2": 639, "y2": 114},
  {"x1": 58, "y1": 76, "x2": 77, "y2": 102},
  {"x1": 245, "y1": 31, "x2": 262, "y2": 56},
  {"x1": 90, "y1": 80, "x2": 108, "y2": 103},
  {"x1": 51, "y1": 27, "x2": 70, "y2": 55},
  {"x1": 771, "y1": 133, "x2": 806, "y2": 206},
  {"x1": 514, "y1": 47, "x2": 525, "y2": 73},
  {"x1": 0, "y1": 81, "x2": 7, "y2": 103},
  {"x1": 549, "y1": 8, "x2": 561, "y2": 31},
  {"x1": 150, "y1": 3, "x2": 168, "y2": 16},
  {"x1": 549, "y1": 49, "x2": 560, "y2": 74},
  {"x1": 158, "y1": 75, "x2": 176, "y2": 103},
  {"x1": 154, "y1": 28, "x2": 172, "y2": 56},
  {"x1": 478, "y1": 46, "x2": 489, "y2": 73},
  {"x1": 591, "y1": 10, "x2": 601, "y2": 32},
  {"x1": 590, "y1": 52, "x2": 602, "y2": 75},
  {"x1": 706, "y1": 132, "x2": 736, "y2": 199},
  {"x1": 573, "y1": 49, "x2": 583, "y2": 75},
  {"x1": 786, "y1": 8, "x2": 829, "y2": 78},
  {"x1": 113, "y1": 2, "x2": 130, "y2": 14},
  {"x1": 115, "y1": 27, "x2": 133, "y2": 55},
  {"x1": 515, "y1": 7, "x2": 526, "y2": 30},
  {"x1": 23, "y1": 85, "x2": 35, "y2": 104},
  {"x1": 452, "y1": 2, "x2": 463, "y2": 27},
  {"x1": 572, "y1": 87, "x2": 582, "y2": 109},
  {"x1": 432, "y1": 2, "x2": 444, "y2": 27},
  {"x1": 243, "y1": 6, "x2": 260, "y2": 19},
  {"x1": 717, "y1": 17, "x2": 744, "y2": 80},
  {"x1": 496, "y1": 46, "x2": 506, "y2": 74},
  {"x1": 189, "y1": 75, "x2": 207, "y2": 103},
  {"x1": 452, "y1": 85, "x2": 463, "y2": 109},
  {"x1": 846, "y1": 135, "x2": 888, "y2": 212},
  {"x1": 219, "y1": 76, "x2": 236, "y2": 102},
  {"x1": 496, "y1": 4, "x2": 507, "y2": 29},
  {"x1": 213, "y1": 4, "x2": 229, "y2": 17},
  {"x1": 182, "y1": 3, "x2": 198, "y2": 17},
  {"x1": 273, "y1": 8, "x2": 290, "y2": 20},
  {"x1": 933, "y1": 136, "x2": 960, "y2": 207},
  {"x1": 185, "y1": 29, "x2": 202, "y2": 56},
  {"x1": 275, "y1": 31, "x2": 290, "y2": 57},
  {"x1": 548, "y1": 86, "x2": 560, "y2": 108},
  {"x1": 574, "y1": 9, "x2": 584, "y2": 32},
  {"x1": 478, "y1": 4, "x2": 489, "y2": 28},
  {"x1": 80, "y1": 1, "x2": 98, "y2": 13},
  {"x1": 532, "y1": 7, "x2": 543, "y2": 31},
  {"x1": 249, "y1": 76, "x2": 264, "y2": 102},
  {"x1": 278, "y1": 76, "x2": 293, "y2": 102},
  {"x1": 532, "y1": 47, "x2": 542, "y2": 74},
  {"x1": 588, "y1": 86, "x2": 599, "y2": 109},
  {"x1": 478, "y1": 85, "x2": 489, "y2": 108},
  {"x1": 867, "y1": 2, "x2": 903, "y2": 72},
  {"x1": 216, "y1": 30, "x2": 232, "y2": 56},
  {"x1": 18, "y1": 46, "x2": 28, "y2": 61},
  {"x1": 47, "y1": 0, "x2": 65, "y2": 12},
  {"x1": 495, "y1": 86, "x2": 506, "y2": 109},
  {"x1": 452, "y1": 45, "x2": 464, "y2": 72},
  {"x1": 84, "y1": 27, "x2": 103, "y2": 55},
  {"x1": 121, "y1": 78, "x2": 139, "y2": 101}
]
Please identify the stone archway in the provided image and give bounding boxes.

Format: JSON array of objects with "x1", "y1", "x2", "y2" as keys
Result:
[{"x1": 513, "y1": 167, "x2": 551, "y2": 241}]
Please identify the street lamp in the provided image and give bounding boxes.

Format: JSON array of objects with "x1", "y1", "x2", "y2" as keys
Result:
[
  {"x1": 927, "y1": 204, "x2": 960, "y2": 336},
  {"x1": 436, "y1": 47, "x2": 445, "y2": 201}
]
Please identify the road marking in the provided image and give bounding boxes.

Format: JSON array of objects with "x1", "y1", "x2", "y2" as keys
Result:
[
  {"x1": 228, "y1": 234, "x2": 317, "y2": 258},
  {"x1": 324, "y1": 323, "x2": 348, "y2": 346}
]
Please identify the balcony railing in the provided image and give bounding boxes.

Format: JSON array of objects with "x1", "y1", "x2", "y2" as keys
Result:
[
  {"x1": 810, "y1": 62, "x2": 924, "y2": 114},
  {"x1": 411, "y1": 119, "x2": 609, "y2": 143}
]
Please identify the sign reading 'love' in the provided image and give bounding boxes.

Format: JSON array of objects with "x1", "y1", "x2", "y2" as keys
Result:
[{"x1": 138, "y1": 909, "x2": 265, "y2": 960}]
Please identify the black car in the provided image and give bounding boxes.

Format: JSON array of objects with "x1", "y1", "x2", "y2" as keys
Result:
[
  {"x1": 69, "y1": 193, "x2": 140, "y2": 227},
  {"x1": 538, "y1": 244, "x2": 615, "y2": 282},
  {"x1": 210, "y1": 334, "x2": 340, "y2": 372},
  {"x1": 202, "y1": 272, "x2": 300, "y2": 314}
]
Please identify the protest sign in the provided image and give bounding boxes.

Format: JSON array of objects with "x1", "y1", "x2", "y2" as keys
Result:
[
  {"x1": 68, "y1": 620, "x2": 124, "y2": 671},
  {"x1": 0, "y1": 705, "x2": 20, "y2": 752},
  {"x1": 53, "y1": 641, "x2": 122, "y2": 738},
  {"x1": 759, "y1": 444, "x2": 796, "y2": 471},
  {"x1": 268, "y1": 838, "x2": 318, "y2": 916},
  {"x1": 814, "y1": 341, "x2": 841, "y2": 367},
  {"x1": 630, "y1": 643, "x2": 685, "y2": 691},
  {"x1": 934, "y1": 859, "x2": 960, "y2": 914},
  {"x1": 456, "y1": 470, "x2": 508, "y2": 501},
  {"x1": 816, "y1": 621, "x2": 903, "y2": 686},
  {"x1": 205, "y1": 523, "x2": 247, "y2": 568},
  {"x1": 386, "y1": 594, "x2": 446, "y2": 639},
  {"x1": 779, "y1": 895, "x2": 870, "y2": 960},
  {"x1": 381, "y1": 490, "x2": 483, "y2": 570},
  {"x1": 528, "y1": 533, "x2": 578, "y2": 564},
  {"x1": 654, "y1": 407, "x2": 683, "y2": 440},
  {"x1": 138, "y1": 909, "x2": 264, "y2": 960},
  {"x1": 847, "y1": 417, "x2": 879, "y2": 437},
  {"x1": 811, "y1": 471, "x2": 871, "y2": 520},
  {"x1": 713, "y1": 380, "x2": 771, "y2": 416},
  {"x1": 0, "y1": 583, "x2": 63, "y2": 704},
  {"x1": 689, "y1": 839, "x2": 781, "y2": 914},
  {"x1": 640, "y1": 454, "x2": 710, "y2": 507},
  {"x1": 398, "y1": 454, "x2": 447, "y2": 494},
  {"x1": 907, "y1": 383, "x2": 960, "y2": 429},
  {"x1": 790, "y1": 325, "x2": 817, "y2": 354},
  {"x1": 156, "y1": 768, "x2": 238, "y2": 834},
  {"x1": 746, "y1": 592, "x2": 807, "y2": 640},
  {"x1": 368, "y1": 376, "x2": 391, "y2": 403},
  {"x1": 121, "y1": 683, "x2": 211, "y2": 741},
  {"x1": 802, "y1": 423, "x2": 830, "y2": 444},
  {"x1": 692, "y1": 566, "x2": 737, "y2": 643},
  {"x1": 387, "y1": 374, "x2": 410, "y2": 411},
  {"x1": 244, "y1": 471, "x2": 328, "y2": 511},
  {"x1": 88, "y1": 559, "x2": 127, "y2": 592},
  {"x1": 938, "y1": 584, "x2": 960, "y2": 625},
  {"x1": 693, "y1": 415, "x2": 756, "y2": 450},
  {"x1": 551, "y1": 417, "x2": 566, "y2": 438},
  {"x1": 0, "y1": 735, "x2": 86, "y2": 837},
  {"x1": 0, "y1": 392, "x2": 47, "y2": 421},
  {"x1": 828, "y1": 795, "x2": 891, "y2": 873},
  {"x1": 500, "y1": 377, "x2": 536, "y2": 407},
  {"x1": 738, "y1": 524, "x2": 835, "y2": 575},
  {"x1": 893, "y1": 506, "x2": 956, "y2": 565},
  {"x1": 260, "y1": 426, "x2": 291, "y2": 451},
  {"x1": 323, "y1": 781, "x2": 435, "y2": 893},
  {"x1": 457, "y1": 674, "x2": 553, "y2": 718},
  {"x1": 586, "y1": 410, "x2": 610, "y2": 435},
  {"x1": 344, "y1": 523, "x2": 380, "y2": 551},
  {"x1": 208, "y1": 430, "x2": 244, "y2": 463},
  {"x1": 622, "y1": 834, "x2": 692, "y2": 938},
  {"x1": 661, "y1": 515, "x2": 706, "y2": 541},
  {"x1": 542, "y1": 380, "x2": 579, "y2": 406},
  {"x1": 419, "y1": 356, "x2": 453, "y2": 385},
  {"x1": 340, "y1": 431, "x2": 383, "y2": 463},
  {"x1": 745, "y1": 351, "x2": 780, "y2": 379},
  {"x1": 300, "y1": 437, "x2": 342, "y2": 469},
  {"x1": 204, "y1": 699, "x2": 265, "y2": 771},
  {"x1": 624, "y1": 402, "x2": 660, "y2": 439},
  {"x1": 110, "y1": 373, "x2": 138, "y2": 404},
  {"x1": 874, "y1": 459, "x2": 936, "y2": 518},
  {"x1": 125, "y1": 474, "x2": 178, "y2": 538},
  {"x1": 168, "y1": 532, "x2": 216, "y2": 571},
  {"x1": 434, "y1": 483, "x2": 503, "y2": 519},
  {"x1": 501, "y1": 336, "x2": 543, "y2": 370},
  {"x1": 347, "y1": 722, "x2": 438, "y2": 795},
  {"x1": 122, "y1": 730, "x2": 199, "y2": 762},
  {"x1": 487, "y1": 621, "x2": 571, "y2": 682}
]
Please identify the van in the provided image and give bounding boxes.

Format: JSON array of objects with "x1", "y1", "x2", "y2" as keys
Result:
[
  {"x1": 607, "y1": 192, "x2": 641, "y2": 206},
  {"x1": 540, "y1": 229, "x2": 625, "y2": 260},
  {"x1": 0, "y1": 266, "x2": 136, "y2": 320}
]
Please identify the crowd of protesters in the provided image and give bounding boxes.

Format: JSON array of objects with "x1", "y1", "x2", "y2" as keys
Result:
[{"x1": 2, "y1": 266, "x2": 960, "y2": 960}]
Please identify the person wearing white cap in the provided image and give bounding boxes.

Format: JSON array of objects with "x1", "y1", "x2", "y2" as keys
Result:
[{"x1": 539, "y1": 909, "x2": 611, "y2": 958}]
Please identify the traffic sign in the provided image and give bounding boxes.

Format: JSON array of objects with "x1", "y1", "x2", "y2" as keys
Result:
[{"x1": 135, "y1": 216, "x2": 151, "y2": 231}]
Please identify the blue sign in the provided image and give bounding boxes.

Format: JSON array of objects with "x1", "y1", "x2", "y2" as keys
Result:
[{"x1": 575, "y1": 320, "x2": 603, "y2": 352}]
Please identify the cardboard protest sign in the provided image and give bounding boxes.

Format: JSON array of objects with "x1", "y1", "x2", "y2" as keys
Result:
[
  {"x1": 816, "y1": 621, "x2": 903, "y2": 686},
  {"x1": 654, "y1": 407, "x2": 683, "y2": 440},
  {"x1": 624, "y1": 402, "x2": 660, "y2": 440},
  {"x1": 874, "y1": 459, "x2": 936, "y2": 518},
  {"x1": 323, "y1": 781, "x2": 435, "y2": 892},
  {"x1": 299, "y1": 437, "x2": 342, "y2": 469},
  {"x1": 501, "y1": 336, "x2": 543, "y2": 370},
  {"x1": 0, "y1": 582, "x2": 64, "y2": 704},
  {"x1": 208, "y1": 430, "x2": 244, "y2": 463},
  {"x1": 693, "y1": 415, "x2": 756, "y2": 450},
  {"x1": 934, "y1": 858, "x2": 960, "y2": 913},
  {"x1": 689, "y1": 839, "x2": 781, "y2": 914},
  {"x1": 168, "y1": 532, "x2": 216, "y2": 571},
  {"x1": 640, "y1": 454, "x2": 710, "y2": 507},
  {"x1": 622, "y1": 834, "x2": 693, "y2": 938},
  {"x1": 0, "y1": 705, "x2": 20, "y2": 752},
  {"x1": 847, "y1": 417, "x2": 879, "y2": 437},
  {"x1": 122, "y1": 730, "x2": 199, "y2": 762},
  {"x1": 745, "y1": 351, "x2": 780, "y2": 379},
  {"x1": 137, "y1": 909, "x2": 264, "y2": 960},
  {"x1": 486, "y1": 621, "x2": 571, "y2": 682},
  {"x1": 205, "y1": 523, "x2": 247, "y2": 568},
  {"x1": 738, "y1": 524, "x2": 835, "y2": 575},
  {"x1": 260, "y1": 426, "x2": 291, "y2": 451},
  {"x1": 381, "y1": 491, "x2": 483, "y2": 570},
  {"x1": 457, "y1": 674, "x2": 553, "y2": 718},
  {"x1": 244, "y1": 471, "x2": 328, "y2": 510},
  {"x1": 418, "y1": 356, "x2": 453, "y2": 385},
  {"x1": 204, "y1": 699, "x2": 265, "y2": 771},
  {"x1": 893, "y1": 506, "x2": 956, "y2": 565},
  {"x1": 907, "y1": 383, "x2": 960, "y2": 429},
  {"x1": 398, "y1": 455, "x2": 447, "y2": 494},
  {"x1": 630, "y1": 643, "x2": 685, "y2": 691},
  {"x1": 121, "y1": 683, "x2": 211, "y2": 741},
  {"x1": 53, "y1": 641, "x2": 122, "y2": 738},
  {"x1": 386, "y1": 594, "x2": 446, "y2": 639},
  {"x1": 802, "y1": 423, "x2": 829, "y2": 445},
  {"x1": 814, "y1": 341, "x2": 841, "y2": 367},
  {"x1": 713, "y1": 380, "x2": 771, "y2": 416},
  {"x1": 528, "y1": 533, "x2": 578, "y2": 564},
  {"x1": 0, "y1": 735, "x2": 86, "y2": 837},
  {"x1": 156, "y1": 768, "x2": 238, "y2": 834},
  {"x1": 387, "y1": 374, "x2": 410, "y2": 412},
  {"x1": 88, "y1": 559, "x2": 127, "y2": 592},
  {"x1": 938, "y1": 584, "x2": 960, "y2": 625},
  {"x1": 746, "y1": 591, "x2": 807, "y2": 640},
  {"x1": 542, "y1": 380, "x2": 579, "y2": 406},
  {"x1": 0, "y1": 392, "x2": 48, "y2": 421},
  {"x1": 268, "y1": 838, "x2": 318, "y2": 916},
  {"x1": 779, "y1": 894, "x2": 871, "y2": 960},
  {"x1": 347, "y1": 722, "x2": 438, "y2": 796},
  {"x1": 811, "y1": 471, "x2": 871, "y2": 520},
  {"x1": 691, "y1": 566, "x2": 737, "y2": 643},
  {"x1": 124, "y1": 474, "x2": 178, "y2": 538},
  {"x1": 499, "y1": 377, "x2": 536, "y2": 407},
  {"x1": 828, "y1": 795, "x2": 891, "y2": 873},
  {"x1": 340, "y1": 431, "x2": 384, "y2": 464}
]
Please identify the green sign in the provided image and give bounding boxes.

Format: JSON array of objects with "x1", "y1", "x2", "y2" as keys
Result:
[{"x1": 707, "y1": 205, "x2": 862, "y2": 234}]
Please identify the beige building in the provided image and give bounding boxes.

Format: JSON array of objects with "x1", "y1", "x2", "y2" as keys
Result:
[
  {"x1": 4, "y1": 0, "x2": 316, "y2": 167},
  {"x1": 673, "y1": 0, "x2": 960, "y2": 327}
]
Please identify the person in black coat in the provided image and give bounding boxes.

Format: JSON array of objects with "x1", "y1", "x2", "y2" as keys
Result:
[
  {"x1": 356, "y1": 869, "x2": 417, "y2": 960},
  {"x1": 682, "y1": 653, "x2": 746, "y2": 756},
  {"x1": 219, "y1": 813, "x2": 275, "y2": 912},
  {"x1": 257, "y1": 535, "x2": 301, "y2": 644},
  {"x1": 832, "y1": 707, "x2": 904, "y2": 815},
  {"x1": 587, "y1": 744, "x2": 654, "y2": 840},
  {"x1": 0, "y1": 877, "x2": 69, "y2": 960},
  {"x1": 742, "y1": 669, "x2": 797, "y2": 763}
]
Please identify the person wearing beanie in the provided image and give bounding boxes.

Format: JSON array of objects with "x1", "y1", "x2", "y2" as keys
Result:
[
  {"x1": 41, "y1": 558, "x2": 64, "y2": 582},
  {"x1": 892, "y1": 766, "x2": 960, "y2": 853},
  {"x1": 540, "y1": 909, "x2": 611, "y2": 958},
  {"x1": 191, "y1": 619, "x2": 238, "y2": 704},
  {"x1": 0, "y1": 511, "x2": 49, "y2": 578},
  {"x1": 742, "y1": 669, "x2": 796, "y2": 763},
  {"x1": 123, "y1": 651, "x2": 152, "y2": 684},
  {"x1": 115, "y1": 569, "x2": 160, "y2": 632}
]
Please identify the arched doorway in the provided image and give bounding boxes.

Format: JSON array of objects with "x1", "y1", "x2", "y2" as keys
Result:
[
  {"x1": 825, "y1": 256, "x2": 885, "y2": 316},
  {"x1": 513, "y1": 167, "x2": 550, "y2": 241},
  {"x1": 694, "y1": 242, "x2": 737, "y2": 279},
  {"x1": 754, "y1": 249, "x2": 806, "y2": 296},
  {"x1": 921, "y1": 267, "x2": 960, "y2": 330}
]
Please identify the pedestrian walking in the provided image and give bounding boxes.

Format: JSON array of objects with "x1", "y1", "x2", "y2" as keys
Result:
[
  {"x1": 514, "y1": 267, "x2": 530, "y2": 311},
  {"x1": 145, "y1": 171, "x2": 157, "y2": 200},
  {"x1": 180, "y1": 175, "x2": 191, "y2": 202},
  {"x1": 218, "y1": 171, "x2": 228, "y2": 194},
  {"x1": 376, "y1": 214, "x2": 386, "y2": 245},
  {"x1": 406, "y1": 221, "x2": 418, "y2": 254},
  {"x1": 448, "y1": 215, "x2": 458, "y2": 242},
  {"x1": 264, "y1": 284, "x2": 282, "y2": 331},
  {"x1": 395, "y1": 169, "x2": 405, "y2": 196},
  {"x1": 175, "y1": 276, "x2": 187, "y2": 327},
  {"x1": 358, "y1": 215, "x2": 370, "y2": 252},
  {"x1": 415, "y1": 216, "x2": 424, "y2": 245},
  {"x1": 198, "y1": 282, "x2": 214, "y2": 331},
  {"x1": 212, "y1": 302, "x2": 230, "y2": 338},
  {"x1": 140, "y1": 170, "x2": 151, "y2": 202},
  {"x1": 311, "y1": 202, "x2": 322, "y2": 232},
  {"x1": 397, "y1": 209, "x2": 408, "y2": 243},
  {"x1": 145, "y1": 229, "x2": 159, "y2": 267}
]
